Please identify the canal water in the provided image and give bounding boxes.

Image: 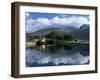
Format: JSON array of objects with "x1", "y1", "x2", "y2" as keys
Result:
[{"x1": 26, "y1": 44, "x2": 89, "y2": 67}]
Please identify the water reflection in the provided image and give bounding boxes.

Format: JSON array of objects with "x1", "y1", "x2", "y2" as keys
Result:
[{"x1": 26, "y1": 44, "x2": 89, "y2": 67}]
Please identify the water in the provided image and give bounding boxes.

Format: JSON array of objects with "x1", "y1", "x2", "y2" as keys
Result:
[{"x1": 26, "y1": 44, "x2": 89, "y2": 67}]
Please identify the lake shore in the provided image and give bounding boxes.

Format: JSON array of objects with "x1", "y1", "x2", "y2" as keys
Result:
[
  {"x1": 57, "y1": 40, "x2": 89, "y2": 45},
  {"x1": 26, "y1": 40, "x2": 89, "y2": 47}
]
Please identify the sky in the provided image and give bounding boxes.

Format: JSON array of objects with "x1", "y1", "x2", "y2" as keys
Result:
[{"x1": 25, "y1": 12, "x2": 90, "y2": 33}]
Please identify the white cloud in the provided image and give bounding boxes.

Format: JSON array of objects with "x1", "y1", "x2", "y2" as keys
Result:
[
  {"x1": 25, "y1": 13, "x2": 89, "y2": 33},
  {"x1": 26, "y1": 13, "x2": 30, "y2": 17},
  {"x1": 50, "y1": 16, "x2": 68, "y2": 25},
  {"x1": 25, "y1": 12, "x2": 31, "y2": 18},
  {"x1": 37, "y1": 17, "x2": 51, "y2": 26}
]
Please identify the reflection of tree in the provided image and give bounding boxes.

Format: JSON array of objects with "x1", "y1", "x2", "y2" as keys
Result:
[
  {"x1": 47, "y1": 46, "x2": 64, "y2": 53},
  {"x1": 77, "y1": 45, "x2": 89, "y2": 56},
  {"x1": 32, "y1": 44, "x2": 74, "y2": 53},
  {"x1": 47, "y1": 45, "x2": 74, "y2": 53},
  {"x1": 64, "y1": 45, "x2": 73, "y2": 50}
]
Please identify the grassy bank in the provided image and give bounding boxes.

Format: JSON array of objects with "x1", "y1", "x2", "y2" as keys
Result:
[
  {"x1": 26, "y1": 39, "x2": 89, "y2": 47},
  {"x1": 56, "y1": 40, "x2": 89, "y2": 45},
  {"x1": 26, "y1": 42, "x2": 36, "y2": 47}
]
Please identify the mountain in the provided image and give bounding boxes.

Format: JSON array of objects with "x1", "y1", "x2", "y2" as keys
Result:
[
  {"x1": 26, "y1": 24, "x2": 89, "y2": 40},
  {"x1": 80, "y1": 24, "x2": 89, "y2": 30},
  {"x1": 27, "y1": 28, "x2": 59, "y2": 36},
  {"x1": 71, "y1": 24, "x2": 89, "y2": 40},
  {"x1": 26, "y1": 26, "x2": 77, "y2": 36}
]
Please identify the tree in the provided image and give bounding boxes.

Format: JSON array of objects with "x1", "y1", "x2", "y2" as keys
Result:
[
  {"x1": 64, "y1": 34, "x2": 74, "y2": 41},
  {"x1": 45, "y1": 31, "x2": 57, "y2": 39},
  {"x1": 45, "y1": 30, "x2": 74, "y2": 41},
  {"x1": 34, "y1": 35, "x2": 40, "y2": 39}
]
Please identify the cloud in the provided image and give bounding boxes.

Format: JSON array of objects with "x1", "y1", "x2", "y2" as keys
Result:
[
  {"x1": 37, "y1": 17, "x2": 51, "y2": 26},
  {"x1": 26, "y1": 13, "x2": 30, "y2": 17},
  {"x1": 50, "y1": 16, "x2": 68, "y2": 25},
  {"x1": 25, "y1": 13, "x2": 89, "y2": 33},
  {"x1": 26, "y1": 17, "x2": 51, "y2": 33},
  {"x1": 26, "y1": 49, "x2": 89, "y2": 66},
  {"x1": 25, "y1": 13, "x2": 31, "y2": 19}
]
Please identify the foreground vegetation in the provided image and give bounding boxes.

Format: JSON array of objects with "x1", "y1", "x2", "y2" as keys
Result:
[{"x1": 26, "y1": 30, "x2": 89, "y2": 47}]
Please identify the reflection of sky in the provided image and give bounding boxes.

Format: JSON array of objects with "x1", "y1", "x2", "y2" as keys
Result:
[
  {"x1": 26, "y1": 48, "x2": 89, "y2": 67},
  {"x1": 25, "y1": 12, "x2": 90, "y2": 33}
]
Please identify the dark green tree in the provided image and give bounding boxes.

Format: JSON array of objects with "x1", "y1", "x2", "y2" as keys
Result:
[
  {"x1": 64, "y1": 34, "x2": 74, "y2": 41},
  {"x1": 45, "y1": 31, "x2": 57, "y2": 39}
]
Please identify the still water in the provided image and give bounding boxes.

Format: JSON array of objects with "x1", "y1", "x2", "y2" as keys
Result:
[{"x1": 26, "y1": 44, "x2": 89, "y2": 67}]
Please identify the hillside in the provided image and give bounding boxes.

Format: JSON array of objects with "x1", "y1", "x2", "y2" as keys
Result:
[
  {"x1": 26, "y1": 24, "x2": 90, "y2": 41},
  {"x1": 71, "y1": 24, "x2": 89, "y2": 40}
]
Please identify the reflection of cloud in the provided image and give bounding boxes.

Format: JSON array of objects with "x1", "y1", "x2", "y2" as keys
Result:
[
  {"x1": 25, "y1": 13, "x2": 89, "y2": 33},
  {"x1": 26, "y1": 49, "x2": 89, "y2": 66}
]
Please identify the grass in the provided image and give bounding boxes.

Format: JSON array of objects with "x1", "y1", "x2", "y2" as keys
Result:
[
  {"x1": 66, "y1": 41, "x2": 89, "y2": 44},
  {"x1": 56, "y1": 40, "x2": 89, "y2": 45},
  {"x1": 26, "y1": 42, "x2": 36, "y2": 47}
]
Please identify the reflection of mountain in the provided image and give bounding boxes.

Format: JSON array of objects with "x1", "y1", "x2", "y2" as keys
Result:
[
  {"x1": 26, "y1": 44, "x2": 89, "y2": 67},
  {"x1": 71, "y1": 24, "x2": 89, "y2": 40},
  {"x1": 26, "y1": 24, "x2": 89, "y2": 40},
  {"x1": 29, "y1": 45, "x2": 89, "y2": 56}
]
